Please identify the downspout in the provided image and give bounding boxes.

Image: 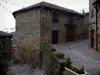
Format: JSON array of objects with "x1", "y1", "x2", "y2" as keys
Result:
[
  {"x1": 39, "y1": 2, "x2": 43, "y2": 68},
  {"x1": 96, "y1": 4, "x2": 98, "y2": 51},
  {"x1": 40, "y1": 3, "x2": 42, "y2": 51}
]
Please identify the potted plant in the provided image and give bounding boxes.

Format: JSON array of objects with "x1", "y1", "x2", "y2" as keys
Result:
[
  {"x1": 49, "y1": 47, "x2": 56, "y2": 52},
  {"x1": 64, "y1": 57, "x2": 87, "y2": 75},
  {"x1": 65, "y1": 56, "x2": 73, "y2": 69},
  {"x1": 72, "y1": 66, "x2": 86, "y2": 75},
  {"x1": 55, "y1": 52, "x2": 64, "y2": 58},
  {"x1": 46, "y1": 44, "x2": 51, "y2": 47}
]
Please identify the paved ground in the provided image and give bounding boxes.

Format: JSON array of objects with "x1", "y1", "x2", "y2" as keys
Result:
[
  {"x1": 7, "y1": 63, "x2": 45, "y2": 75},
  {"x1": 52, "y1": 39, "x2": 100, "y2": 75}
]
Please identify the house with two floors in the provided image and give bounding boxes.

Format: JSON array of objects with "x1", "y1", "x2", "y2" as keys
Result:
[{"x1": 13, "y1": 2, "x2": 88, "y2": 61}]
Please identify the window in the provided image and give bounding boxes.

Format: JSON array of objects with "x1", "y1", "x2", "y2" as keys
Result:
[
  {"x1": 68, "y1": 18, "x2": 73, "y2": 24},
  {"x1": 68, "y1": 16, "x2": 73, "y2": 24},
  {"x1": 52, "y1": 12, "x2": 58, "y2": 23}
]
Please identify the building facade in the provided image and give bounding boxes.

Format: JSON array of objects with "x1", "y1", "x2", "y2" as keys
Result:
[
  {"x1": 83, "y1": 13, "x2": 89, "y2": 39},
  {"x1": 98, "y1": 1, "x2": 100, "y2": 51},
  {"x1": 0, "y1": 31, "x2": 12, "y2": 60},
  {"x1": 89, "y1": 0, "x2": 100, "y2": 51},
  {"x1": 89, "y1": 0, "x2": 96, "y2": 50},
  {"x1": 13, "y1": 2, "x2": 87, "y2": 61}
]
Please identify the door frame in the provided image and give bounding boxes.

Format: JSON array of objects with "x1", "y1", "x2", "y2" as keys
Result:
[
  {"x1": 64, "y1": 24, "x2": 76, "y2": 42},
  {"x1": 90, "y1": 27, "x2": 94, "y2": 49}
]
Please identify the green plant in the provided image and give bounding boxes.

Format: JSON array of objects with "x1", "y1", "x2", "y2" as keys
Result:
[
  {"x1": 55, "y1": 52, "x2": 64, "y2": 58},
  {"x1": 47, "y1": 44, "x2": 51, "y2": 47},
  {"x1": 65, "y1": 57, "x2": 85, "y2": 74},
  {"x1": 60, "y1": 63, "x2": 66, "y2": 71},
  {"x1": 72, "y1": 66, "x2": 78, "y2": 73},
  {"x1": 77, "y1": 66, "x2": 85, "y2": 74},
  {"x1": 49, "y1": 47, "x2": 56, "y2": 52},
  {"x1": 71, "y1": 66, "x2": 84, "y2": 74},
  {"x1": 55, "y1": 52, "x2": 64, "y2": 55},
  {"x1": 65, "y1": 56, "x2": 73, "y2": 69}
]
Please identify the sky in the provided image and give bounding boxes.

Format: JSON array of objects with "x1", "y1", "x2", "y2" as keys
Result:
[{"x1": 0, "y1": 0, "x2": 89, "y2": 32}]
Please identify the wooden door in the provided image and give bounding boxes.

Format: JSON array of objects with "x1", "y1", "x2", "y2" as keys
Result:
[
  {"x1": 52, "y1": 30, "x2": 58, "y2": 44},
  {"x1": 90, "y1": 29, "x2": 94, "y2": 49},
  {"x1": 66, "y1": 27, "x2": 75, "y2": 42}
]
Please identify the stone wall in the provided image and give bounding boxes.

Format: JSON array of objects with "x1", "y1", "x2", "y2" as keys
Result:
[
  {"x1": 0, "y1": 36, "x2": 12, "y2": 60},
  {"x1": 42, "y1": 42, "x2": 66, "y2": 75},
  {"x1": 89, "y1": 6, "x2": 100, "y2": 51},
  {"x1": 89, "y1": 0, "x2": 96, "y2": 50},
  {"x1": 83, "y1": 14, "x2": 89, "y2": 38},
  {"x1": 97, "y1": 7, "x2": 100, "y2": 51},
  {"x1": 89, "y1": 24, "x2": 96, "y2": 49},
  {"x1": 41, "y1": 10, "x2": 68, "y2": 44},
  {"x1": 41, "y1": 9, "x2": 84, "y2": 44},
  {"x1": 89, "y1": 0, "x2": 96, "y2": 24},
  {"x1": 73, "y1": 17, "x2": 84, "y2": 38},
  {"x1": 14, "y1": 9, "x2": 41, "y2": 62}
]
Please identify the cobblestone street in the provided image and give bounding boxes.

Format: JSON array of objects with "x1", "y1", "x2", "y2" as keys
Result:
[
  {"x1": 7, "y1": 64, "x2": 45, "y2": 75},
  {"x1": 53, "y1": 39, "x2": 100, "y2": 75}
]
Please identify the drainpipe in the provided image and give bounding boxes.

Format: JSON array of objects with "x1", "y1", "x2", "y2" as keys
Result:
[
  {"x1": 96, "y1": 5, "x2": 98, "y2": 51},
  {"x1": 39, "y1": 2, "x2": 43, "y2": 68}
]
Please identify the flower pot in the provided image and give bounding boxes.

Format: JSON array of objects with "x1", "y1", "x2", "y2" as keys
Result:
[
  {"x1": 56, "y1": 53, "x2": 64, "y2": 58},
  {"x1": 49, "y1": 47, "x2": 56, "y2": 52},
  {"x1": 63, "y1": 67, "x2": 87, "y2": 75},
  {"x1": 46, "y1": 44, "x2": 51, "y2": 47}
]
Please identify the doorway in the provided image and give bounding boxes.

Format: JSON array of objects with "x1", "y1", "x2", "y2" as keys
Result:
[
  {"x1": 90, "y1": 29, "x2": 94, "y2": 49},
  {"x1": 52, "y1": 30, "x2": 58, "y2": 44},
  {"x1": 66, "y1": 26, "x2": 75, "y2": 42}
]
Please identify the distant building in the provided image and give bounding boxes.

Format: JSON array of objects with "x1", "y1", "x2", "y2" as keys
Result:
[
  {"x1": 13, "y1": 2, "x2": 88, "y2": 61},
  {"x1": 83, "y1": 12, "x2": 89, "y2": 39},
  {"x1": 89, "y1": 0, "x2": 100, "y2": 51},
  {"x1": 0, "y1": 31, "x2": 13, "y2": 60}
]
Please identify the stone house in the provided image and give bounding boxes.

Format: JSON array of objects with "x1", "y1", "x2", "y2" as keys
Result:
[
  {"x1": 13, "y1": 2, "x2": 87, "y2": 61},
  {"x1": 89, "y1": 0, "x2": 100, "y2": 51},
  {"x1": 0, "y1": 31, "x2": 12, "y2": 60},
  {"x1": 82, "y1": 12, "x2": 89, "y2": 39}
]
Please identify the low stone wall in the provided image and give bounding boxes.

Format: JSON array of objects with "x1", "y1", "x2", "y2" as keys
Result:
[
  {"x1": 42, "y1": 42, "x2": 66, "y2": 75},
  {"x1": 63, "y1": 67, "x2": 77, "y2": 75}
]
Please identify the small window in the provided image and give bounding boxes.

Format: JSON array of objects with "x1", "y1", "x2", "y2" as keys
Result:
[
  {"x1": 52, "y1": 12, "x2": 58, "y2": 23},
  {"x1": 68, "y1": 16, "x2": 73, "y2": 24},
  {"x1": 68, "y1": 18, "x2": 73, "y2": 24}
]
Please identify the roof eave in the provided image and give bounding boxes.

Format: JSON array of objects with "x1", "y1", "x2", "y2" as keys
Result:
[{"x1": 12, "y1": 2, "x2": 82, "y2": 16}]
